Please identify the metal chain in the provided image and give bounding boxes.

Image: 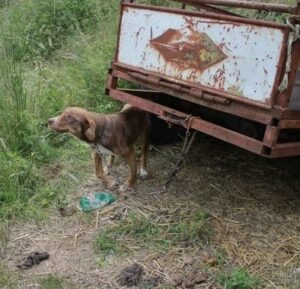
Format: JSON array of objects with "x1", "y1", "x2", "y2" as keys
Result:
[
  {"x1": 180, "y1": 115, "x2": 193, "y2": 154},
  {"x1": 184, "y1": 129, "x2": 197, "y2": 154},
  {"x1": 164, "y1": 116, "x2": 197, "y2": 189}
]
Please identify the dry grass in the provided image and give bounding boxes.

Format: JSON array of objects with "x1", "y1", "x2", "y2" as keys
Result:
[{"x1": 1, "y1": 135, "x2": 300, "y2": 288}]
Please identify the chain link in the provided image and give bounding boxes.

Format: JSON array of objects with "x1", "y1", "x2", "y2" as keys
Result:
[{"x1": 164, "y1": 116, "x2": 197, "y2": 188}]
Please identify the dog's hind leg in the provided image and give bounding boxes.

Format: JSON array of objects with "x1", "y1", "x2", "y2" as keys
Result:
[
  {"x1": 94, "y1": 152, "x2": 117, "y2": 189},
  {"x1": 120, "y1": 147, "x2": 137, "y2": 191},
  {"x1": 139, "y1": 130, "x2": 149, "y2": 180}
]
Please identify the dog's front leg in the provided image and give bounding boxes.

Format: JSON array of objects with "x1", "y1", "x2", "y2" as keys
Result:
[
  {"x1": 103, "y1": 155, "x2": 115, "y2": 175},
  {"x1": 120, "y1": 147, "x2": 137, "y2": 191},
  {"x1": 94, "y1": 152, "x2": 116, "y2": 189}
]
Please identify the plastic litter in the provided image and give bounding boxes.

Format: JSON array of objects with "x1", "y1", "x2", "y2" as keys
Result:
[{"x1": 79, "y1": 192, "x2": 116, "y2": 212}]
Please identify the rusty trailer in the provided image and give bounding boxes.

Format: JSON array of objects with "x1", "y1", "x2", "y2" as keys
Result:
[{"x1": 106, "y1": 0, "x2": 300, "y2": 158}]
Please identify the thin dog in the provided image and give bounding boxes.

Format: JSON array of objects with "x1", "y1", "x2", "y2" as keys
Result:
[{"x1": 48, "y1": 104, "x2": 149, "y2": 191}]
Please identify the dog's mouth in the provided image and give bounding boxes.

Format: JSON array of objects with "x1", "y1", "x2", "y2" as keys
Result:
[
  {"x1": 48, "y1": 119, "x2": 82, "y2": 139},
  {"x1": 50, "y1": 126, "x2": 69, "y2": 133},
  {"x1": 49, "y1": 124, "x2": 72, "y2": 134}
]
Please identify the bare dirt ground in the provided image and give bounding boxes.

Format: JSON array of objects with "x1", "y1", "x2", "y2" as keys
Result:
[{"x1": 2, "y1": 135, "x2": 300, "y2": 289}]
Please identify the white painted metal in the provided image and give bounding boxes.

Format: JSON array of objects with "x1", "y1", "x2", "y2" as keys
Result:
[{"x1": 117, "y1": 7, "x2": 285, "y2": 103}]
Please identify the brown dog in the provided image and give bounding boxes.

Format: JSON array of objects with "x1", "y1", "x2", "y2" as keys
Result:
[{"x1": 48, "y1": 104, "x2": 149, "y2": 190}]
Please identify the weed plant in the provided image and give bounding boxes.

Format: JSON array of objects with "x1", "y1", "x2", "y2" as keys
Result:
[{"x1": 217, "y1": 268, "x2": 260, "y2": 289}]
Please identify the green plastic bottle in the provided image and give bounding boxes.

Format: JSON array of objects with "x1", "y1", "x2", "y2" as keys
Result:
[{"x1": 79, "y1": 192, "x2": 116, "y2": 212}]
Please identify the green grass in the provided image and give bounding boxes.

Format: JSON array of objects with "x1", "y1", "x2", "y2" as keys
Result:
[
  {"x1": 38, "y1": 274, "x2": 84, "y2": 289},
  {"x1": 39, "y1": 275, "x2": 64, "y2": 289},
  {"x1": 217, "y1": 268, "x2": 260, "y2": 289},
  {"x1": 1, "y1": 0, "x2": 119, "y2": 61},
  {"x1": 223, "y1": 0, "x2": 297, "y2": 23},
  {"x1": 38, "y1": 274, "x2": 80, "y2": 289},
  {"x1": 95, "y1": 209, "x2": 211, "y2": 256}
]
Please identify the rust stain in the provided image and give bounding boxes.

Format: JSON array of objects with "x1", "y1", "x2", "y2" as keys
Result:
[
  {"x1": 228, "y1": 85, "x2": 244, "y2": 97},
  {"x1": 183, "y1": 16, "x2": 236, "y2": 27},
  {"x1": 213, "y1": 65, "x2": 226, "y2": 89},
  {"x1": 150, "y1": 28, "x2": 227, "y2": 72}
]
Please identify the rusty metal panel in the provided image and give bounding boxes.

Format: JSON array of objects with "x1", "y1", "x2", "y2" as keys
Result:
[
  {"x1": 106, "y1": 68, "x2": 300, "y2": 157},
  {"x1": 117, "y1": 5, "x2": 287, "y2": 105},
  {"x1": 108, "y1": 87, "x2": 265, "y2": 156},
  {"x1": 111, "y1": 67, "x2": 275, "y2": 125}
]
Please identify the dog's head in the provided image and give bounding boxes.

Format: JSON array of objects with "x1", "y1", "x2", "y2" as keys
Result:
[{"x1": 48, "y1": 107, "x2": 96, "y2": 142}]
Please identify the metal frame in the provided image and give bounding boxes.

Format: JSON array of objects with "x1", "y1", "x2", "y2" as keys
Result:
[
  {"x1": 171, "y1": 0, "x2": 298, "y2": 13},
  {"x1": 106, "y1": 0, "x2": 300, "y2": 158}
]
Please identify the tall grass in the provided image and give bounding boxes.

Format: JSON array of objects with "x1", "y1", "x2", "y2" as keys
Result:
[
  {"x1": 0, "y1": 26, "x2": 53, "y2": 219},
  {"x1": 0, "y1": 0, "x2": 120, "y2": 220},
  {"x1": 0, "y1": 32, "x2": 50, "y2": 156},
  {"x1": 3, "y1": 0, "x2": 118, "y2": 61}
]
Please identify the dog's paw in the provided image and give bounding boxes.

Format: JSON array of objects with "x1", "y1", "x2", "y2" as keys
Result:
[
  {"x1": 139, "y1": 168, "x2": 149, "y2": 180},
  {"x1": 103, "y1": 166, "x2": 111, "y2": 175},
  {"x1": 119, "y1": 183, "x2": 134, "y2": 193}
]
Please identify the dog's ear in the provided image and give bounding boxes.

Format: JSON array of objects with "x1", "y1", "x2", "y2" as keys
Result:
[{"x1": 84, "y1": 117, "x2": 96, "y2": 141}]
